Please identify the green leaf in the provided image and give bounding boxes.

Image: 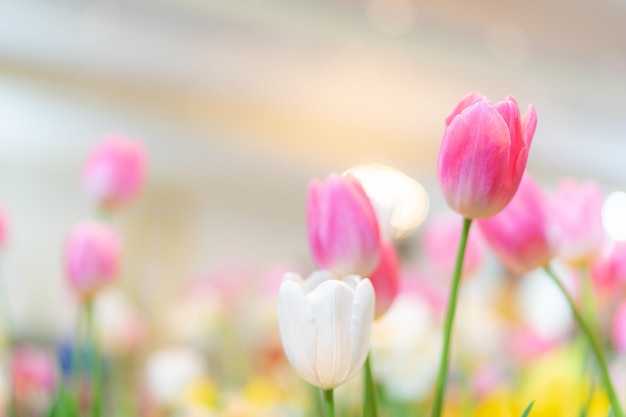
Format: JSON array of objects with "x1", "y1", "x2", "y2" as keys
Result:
[{"x1": 520, "y1": 400, "x2": 535, "y2": 417}]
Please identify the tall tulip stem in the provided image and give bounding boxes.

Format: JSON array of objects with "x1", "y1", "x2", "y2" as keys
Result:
[
  {"x1": 544, "y1": 265, "x2": 624, "y2": 417},
  {"x1": 323, "y1": 389, "x2": 335, "y2": 417},
  {"x1": 431, "y1": 217, "x2": 472, "y2": 417},
  {"x1": 363, "y1": 353, "x2": 379, "y2": 417}
]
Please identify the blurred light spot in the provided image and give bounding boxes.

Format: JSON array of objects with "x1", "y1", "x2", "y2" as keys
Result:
[
  {"x1": 487, "y1": 22, "x2": 530, "y2": 67},
  {"x1": 80, "y1": 1, "x2": 121, "y2": 42},
  {"x1": 602, "y1": 191, "x2": 626, "y2": 241},
  {"x1": 366, "y1": 0, "x2": 418, "y2": 36},
  {"x1": 344, "y1": 164, "x2": 428, "y2": 240}
]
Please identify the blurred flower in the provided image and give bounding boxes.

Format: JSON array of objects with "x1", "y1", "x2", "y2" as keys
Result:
[
  {"x1": 421, "y1": 212, "x2": 484, "y2": 278},
  {"x1": 10, "y1": 346, "x2": 57, "y2": 412},
  {"x1": 83, "y1": 133, "x2": 146, "y2": 209},
  {"x1": 307, "y1": 173, "x2": 381, "y2": 277},
  {"x1": 368, "y1": 239, "x2": 399, "y2": 318},
  {"x1": 438, "y1": 92, "x2": 537, "y2": 219},
  {"x1": 65, "y1": 220, "x2": 121, "y2": 299},
  {"x1": 277, "y1": 270, "x2": 374, "y2": 389},
  {"x1": 549, "y1": 178, "x2": 605, "y2": 266},
  {"x1": 370, "y1": 292, "x2": 441, "y2": 401},
  {"x1": 182, "y1": 378, "x2": 218, "y2": 411},
  {"x1": 612, "y1": 300, "x2": 626, "y2": 353},
  {"x1": 94, "y1": 287, "x2": 146, "y2": 356},
  {"x1": 0, "y1": 204, "x2": 9, "y2": 250},
  {"x1": 477, "y1": 173, "x2": 554, "y2": 273},
  {"x1": 144, "y1": 347, "x2": 206, "y2": 408},
  {"x1": 590, "y1": 240, "x2": 626, "y2": 293}
]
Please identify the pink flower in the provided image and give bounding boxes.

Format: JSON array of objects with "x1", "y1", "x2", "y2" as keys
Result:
[
  {"x1": 307, "y1": 174, "x2": 381, "y2": 277},
  {"x1": 421, "y1": 212, "x2": 483, "y2": 278},
  {"x1": 477, "y1": 173, "x2": 554, "y2": 273},
  {"x1": 65, "y1": 221, "x2": 121, "y2": 299},
  {"x1": 438, "y1": 92, "x2": 537, "y2": 219},
  {"x1": 549, "y1": 178, "x2": 605, "y2": 266},
  {"x1": 10, "y1": 346, "x2": 56, "y2": 405},
  {"x1": 612, "y1": 301, "x2": 626, "y2": 352},
  {"x1": 368, "y1": 239, "x2": 400, "y2": 318},
  {"x1": 83, "y1": 133, "x2": 146, "y2": 209},
  {"x1": 0, "y1": 204, "x2": 8, "y2": 250},
  {"x1": 590, "y1": 241, "x2": 626, "y2": 292}
]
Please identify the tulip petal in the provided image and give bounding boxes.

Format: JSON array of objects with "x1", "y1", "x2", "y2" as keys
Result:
[
  {"x1": 309, "y1": 280, "x2": 354, "y2": 389},
  {"x1": 439, "y1": 101, "x2": 511, "y2": 218},
  {"x1": 347, "y1": 278, "x2": 375, "y2": 380},
  {"x1": 278, "y1": 280, "x2": 320, "y2": 387},
  {"x1": 444, "y1": 92, "x2": 485, "y2": 127},
  {"x1": 521, "y1": 104, "x2": 537, "y2": 147}
]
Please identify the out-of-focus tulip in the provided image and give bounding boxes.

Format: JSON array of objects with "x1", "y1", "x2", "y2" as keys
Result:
[
  {"x1": 94, "y1": 288, "x2": 146, "y2": 356},
  {"x1": 590, "y1": 241, "x2": 626, "y2": 292},
  {"x1": 369, "y1": 239, "x2": 399, "y2": 318},
  {"x1": 10, "y1": 347, "x2": 57, "y2": 410},
  {"x1": 549, "y1": 178, "x2": 605, "y2": 266},
  {"x1": 277, "y1": 270, "x2": 374, "y2": 389},
  {"x1": 438, "y1": 92, "x2": 537, "y2": 219},
  {"x1": 307, "y1": 174, "x2": 381, "y2": 277},
  {"x1": 612, "y1": 301, "x2": 626, "y2": 353},
  {"x1": 65, "y1": 221, "x2": 121, "y2": 299},
  {"x1": 83, "y1": 133, "x2": 146, "y2": 209},
  {"x1": 0, "y1": 205, "x2": 8, "y2": 250},
  {"x1": 421, "y1": 212, "x2": 483, "y2": 278},
  {"x1": 477, "y1": 173, "x2": 554, "y2": 273}
]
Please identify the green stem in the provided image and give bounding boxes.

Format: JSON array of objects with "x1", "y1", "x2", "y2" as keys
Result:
[
  {"x1": 324, "y1": 389, "x2": 335, "y2": 417},
  {"x1": 85, "y1": 300, "x2": 104, "y2": 417},
  {"x1": 544, "y1": 265, "x2": 624, "y2": 417},
  {"x1": 431, "y1": 217, "x2": 472, "y2": 417},
  {"x1": 363, "y1": 353, "x2": 379, "y2": 417}
]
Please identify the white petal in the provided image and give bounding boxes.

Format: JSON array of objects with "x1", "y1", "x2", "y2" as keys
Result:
[
  {"x1": 303, "y1": 269, "x2": 336, "y2": 294},
  {"x1": 278, "y1": 280, "x2": 320, "y2": 387},
  {"x1": 308, "y1": 280, "x2": 354, "y2": 389},
  {"x1": 347, "y1": 278, "x2": 375, "y2": 380},
  {"x1": 341, "y1": 274, "x2": 362, "y2": 290}
]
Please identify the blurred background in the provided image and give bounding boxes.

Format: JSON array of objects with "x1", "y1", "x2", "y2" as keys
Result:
[{"x1": 0, "y1": 0, "x2": 625, "y2": 343}]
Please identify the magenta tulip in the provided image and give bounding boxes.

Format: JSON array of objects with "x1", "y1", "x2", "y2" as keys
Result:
[
  {"x1": 549, "y1": 178, "x2": 605, "y2": 266},
  {"x1": 438, "y1": 92, "x2": 537, "y2": 219},
  {"x1": 65, "y1": 221, "x2": 121, "y2": 299},
  {"x1": 368, "y1": 239, "x2": 400, "y2": 318},
  {"x1": 307, "y1": 174, "x2": 381, "y2": 277},
  {"x1": 477, "y1": 173, "x2": 554, "y2": 273},
  {"x1": 590, "y1": 241, "x2": 626, "y2": 292},
  {"x1": 83, "y1": 133, "x2": 146, "y2": 209}
]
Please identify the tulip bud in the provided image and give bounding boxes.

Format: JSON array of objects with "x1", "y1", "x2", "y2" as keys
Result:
[
  {"x1": 65, "y1": 221, "x2": 121, "y2": 299},
  {"x1": 549, "y1": 178, "x2": 605, "y2": 266},
  {"x1": 438, "y1": 92, "x2": 537, "y2": 219},
  {"x1": 368, "y1": 239, "x2": 399, "y2": 318},
  {"x1": 476, "y1": 173, "x2": 554, "y2": 273},
  {"x1": 83, "y1": 133, "x2": 146, "y2": 209},
  {"x1": 278, "y1": 270, "x2": 375, "y2": 389},
  {"x1": 307, "y1": 174, "x2": 381, "y2": 277}
]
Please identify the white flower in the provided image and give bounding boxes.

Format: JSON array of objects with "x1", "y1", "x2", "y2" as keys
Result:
[{"x1": 278, "y1": 270, "x2": 375, "y2": 390}]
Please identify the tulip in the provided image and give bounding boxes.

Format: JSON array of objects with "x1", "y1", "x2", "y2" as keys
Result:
[
  {"x1": 83, "y1": 133, "x2": 146, "y2": 209},
  {"x1": 307, "y1": 174, "x2": 381, "y2": 277},
  {"x1": 65, "y1": 221, "x2": 121, "y2": 299},
  {"x1": 549, "y1": 178, "x2": 605, "y2": 266},
  {"x1": 612, "y1": 301, "x2": 626, "y2": 353},
  {"x1": 477, "y1": 173, "x2": 554, "y2": 273},
  {"x1": 277, "y1": 270, "x2": 375, "y2": 390},
  {"x1": 421, "y1": 212, "x2": 484, "y2": 278},
  {"x1": 590, "y1": 241, "x2": 626, "y2": 292},
  {"x1": 10, "y1": 347, "x2": 57, "y2": 412},
  {"x1": 438, "y1": 92, "x2": 537, "y2": 219},
  {"x1": 0, "y1": 204, "x2": 8, "y2": 250},
  {"x1": 368, "y1": 239, "x2": 399, "y2": 318}
]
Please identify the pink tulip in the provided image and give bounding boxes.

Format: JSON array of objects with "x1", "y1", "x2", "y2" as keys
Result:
[
  {"x1": 590, "y1": 241, "x2": 626, "y2": 292},
  {"x1": 0, "y1": 204, "x2": 8, "y2": 250},
  {"x1": 10, "y1": 346, "x2": 57, "y2": 405},
  {"x1": 477, "y1": 173, "x2": 554, "y2": 273},
  {"x1": 83, "y1": 133, "x2": 146, "y2": 209},
  {"x1": 421, "y1": 212, "x2": 483, "y2": 278},
  {"x1": 549, "y1": 178, "x2": 605, "y2": 266},
  {"x1": 612, "y1": 301, "x2": 626, "y2": 352},
  {"x1": 65, "y1": 221, "x2": 121, "y2": 299},
  {"x1": 369, "y1": 239, "x2": 400, "y2": 318},
  {"x1": 307, "y1": 173, "x2": 381, "y2": 277},
  {"x1": 438, "y1": 92, "x2": 537, "y2": 219}
]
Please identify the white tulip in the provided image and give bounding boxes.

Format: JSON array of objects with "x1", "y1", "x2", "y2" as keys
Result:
[{"x1": 278, "y1": 270, "x2": 375, "y2": 390}]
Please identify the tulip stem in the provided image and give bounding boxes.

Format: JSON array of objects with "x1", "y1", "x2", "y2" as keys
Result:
[
  {"x1": 323, "y1": 389, "x2": 335, "y2": 417},
  {"x1": 431, "y1": 217, "x2": 472, "y2": 417},
  {"x1": 363, "y1": 353, "x2": 379, "y2": 417},
  {"x1": 544, "y1": 265, "x2": 624, "y2": 417}
]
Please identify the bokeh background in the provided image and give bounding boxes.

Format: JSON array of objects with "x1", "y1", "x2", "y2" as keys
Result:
[{"x1": 0, "y1": 0, "x2": 625, "y2": 347}]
